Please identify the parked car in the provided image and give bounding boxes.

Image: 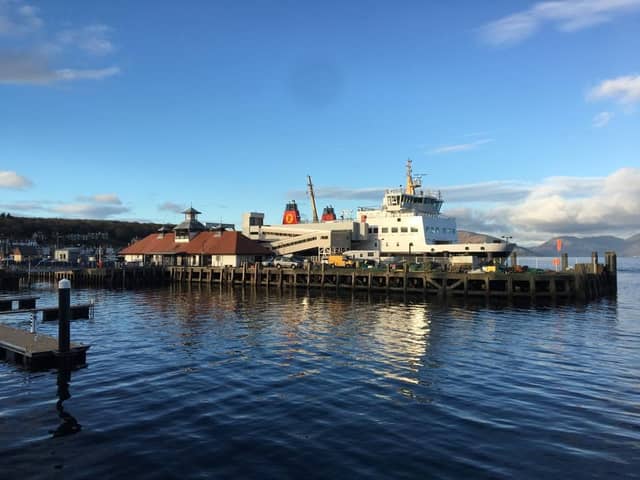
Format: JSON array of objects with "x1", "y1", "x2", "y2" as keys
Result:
[
  {"x1": 273, "y1": 255, "x2": 305, "y2": 269},
  {"x1": 261, "y1": 256, "x2": 275, "y2": 267}
]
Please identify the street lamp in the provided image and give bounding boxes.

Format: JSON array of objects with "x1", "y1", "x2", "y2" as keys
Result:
[{"x1": 501, "y1": 235, "x2": 512, "y2": 244}]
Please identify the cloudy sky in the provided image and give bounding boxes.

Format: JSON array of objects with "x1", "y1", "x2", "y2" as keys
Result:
[{"x1": 1, "y1": 0, "x2": 639, "y2": 245}]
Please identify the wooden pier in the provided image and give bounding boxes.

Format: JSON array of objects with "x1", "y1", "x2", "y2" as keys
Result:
[
  {"x1": 21, "y1": 252, "x2": 617, "y2": 301},
  {"x1": 0, "y1": 292, "x2": 92, "y2": 370},
  {"x1": 164, "y1": 252, "x2": 617, "y2": 301},
  {"x1": 0, "y1": 324, "x2": 89, "y2": 370}
]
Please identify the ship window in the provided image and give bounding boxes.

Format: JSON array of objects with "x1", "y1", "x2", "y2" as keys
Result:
[
  {"x1": 465, "y1": 246, "x2": 469, "y2": 250},
  {"x1": 321, "y1": 235, "x2": 328, "y2": 239},
  {"x1": 435, "y1": 227, "x2": 440, "y2": 233},
  {"x1": 397, "y1": 218, "x2": 401, "y2": 222},
  {"x1": 411, "y1": 227, "x2": 418, "y2": 232},
  {"x1": 391, "y1": 227, "x2": 398, "y2": 233},
  {"x1": 373, "y1": 227, "x2": 378, "y2": 233},
  {"x1": 381, "y1": 227, "x2": 388, "y2": 233},
  {"x1": 401, "y1": 227, "x2": 408, "y2": 233},
  {"x1": 368, "y1": 228, "x2": 372, "y2": 234}
]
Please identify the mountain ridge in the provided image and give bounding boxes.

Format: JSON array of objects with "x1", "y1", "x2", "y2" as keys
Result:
[{"x1": 459, "y1": 231, "x2": 640, "y2": 257}]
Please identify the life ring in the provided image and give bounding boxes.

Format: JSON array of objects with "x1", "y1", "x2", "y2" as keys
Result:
[{"x1": 285, "y1": 212, "x2": 295, "y2": 224}]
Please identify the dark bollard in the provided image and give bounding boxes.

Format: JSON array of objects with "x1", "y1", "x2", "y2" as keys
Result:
[{"x1": 58, "y1": 279, "x2": 71, "y2": 354}]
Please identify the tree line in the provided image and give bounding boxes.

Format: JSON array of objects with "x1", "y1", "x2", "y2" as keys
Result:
[{"x1": 0, "y1": 214, "x2": 162, "y2": 247}]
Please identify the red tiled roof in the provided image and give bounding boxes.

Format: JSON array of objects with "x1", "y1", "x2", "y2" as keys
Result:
[{"x1": 119, "y1": 231, "x2": 270, "y2": 256}]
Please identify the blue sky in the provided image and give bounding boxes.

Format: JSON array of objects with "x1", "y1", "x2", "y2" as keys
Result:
[{"x1": 1, "y1": 0, "x2": 639, "y2": 245}]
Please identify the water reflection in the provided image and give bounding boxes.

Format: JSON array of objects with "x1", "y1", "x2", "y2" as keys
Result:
[{"x1": 50, "y1": 367, "x2": 81, "y2": 438}]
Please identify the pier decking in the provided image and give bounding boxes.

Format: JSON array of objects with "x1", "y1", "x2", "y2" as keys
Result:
[
  {"x1": 19, "y1": 252, "x2": 617, "y2": 301},
  {"x1": 0, "y1": 324, "x2": 89, "y2": 370},
  {"x1": 164, "y1": 264, "x2": 614, "y2": 300}
]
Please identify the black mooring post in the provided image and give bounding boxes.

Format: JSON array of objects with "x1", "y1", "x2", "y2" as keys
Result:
[{"x1": 58, "y1": 279, "x2": 71, "y2": 354}]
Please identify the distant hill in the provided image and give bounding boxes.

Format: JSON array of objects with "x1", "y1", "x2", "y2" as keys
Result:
[
  {"x1": 529, "y1": 235, "x2": 638, "y2": 257},
  {"x1": 0, "y1": 214, "x2": 162, "y2": 248},
  {"x1": 456, "y1": 230, "x2": 539, "y2": 254},
  {"x1": 458, "y1": 230, "x2": 638, "y2": 257}
]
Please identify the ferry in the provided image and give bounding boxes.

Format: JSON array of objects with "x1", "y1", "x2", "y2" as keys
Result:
[
  {"x1": 352, "y1": 159, "x2": 514, "y2": 258},
  {"x1": 242, "y1": 160, "x2": 514, "y2": 261}
]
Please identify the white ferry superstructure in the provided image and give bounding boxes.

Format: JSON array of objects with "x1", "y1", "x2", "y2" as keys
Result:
[
  {"x1": 242, "y1": 160, "x2": 514, "y2": 260},
  {"x1": 354, "y1": 160, "x2": 512, "y2": 258}
]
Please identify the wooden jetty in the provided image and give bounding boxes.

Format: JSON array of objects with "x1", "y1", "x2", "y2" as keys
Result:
[
  {"x1": 0, "y1": 295, "x2": 94, "y2": 321},
  {"x1": 22, "y1": 252, "x2": 617, "y2": 301},
  {"x1": 0, "y1": 291, "x2": 91, "y2": 370},
  {"x1": 40, "y1": 303, "x2": 93, "y2": 322},
  {"x1": 0, "y1": 295, "x2": 39, "y2": 311},
  {"x1": 0, "y1": 324, "x2": 89, "y2": 370}
]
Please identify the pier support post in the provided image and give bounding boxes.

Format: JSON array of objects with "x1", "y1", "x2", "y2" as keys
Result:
[
  {"x1": 58, "y1": 279, "x2": 71, "y2": 354},
  {"x1": 561, "y1": 253, "x2": 568, "y2": 272},
  {"x1": 510, "y1": 251, "x2": 518, "y2": 268},
  {"x1": 591, "y1": 252, "x2": 598, "y2": 274},
  {"x1": 605, "y1": 251, "x2": 618, "y2": 293}
]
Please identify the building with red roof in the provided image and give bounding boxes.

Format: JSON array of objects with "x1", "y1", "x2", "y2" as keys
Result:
[{"x1": 119, "y1": 208, "x2": 270, "y2": 267}]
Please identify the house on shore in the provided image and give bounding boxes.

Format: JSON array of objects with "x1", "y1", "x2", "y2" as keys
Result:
[
  {"x1": 54, "y1": 247, "x2": 82, "y2": 265},
  {"x1": 119, "y1": 207, "x2": 270, "y2": 267},
  {"x1": 12, "y1": 245, "x2": 40, "y2": 263}
]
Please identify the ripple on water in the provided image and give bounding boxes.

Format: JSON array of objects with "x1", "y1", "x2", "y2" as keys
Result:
[{"x1": 1, "y1": 275, "x2": 640, "y2": 479}]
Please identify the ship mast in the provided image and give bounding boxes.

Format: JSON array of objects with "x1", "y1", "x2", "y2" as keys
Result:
[
  {"x1": 307, "y1": 175, "x2": 319, "y2": 223},
  {"x1": 405, "y1": 159, "x2": 416, "y2": 195}
]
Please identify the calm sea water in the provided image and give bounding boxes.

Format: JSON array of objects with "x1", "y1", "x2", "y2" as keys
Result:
[{"x1": 1, "y1": 258, "x2": 639, "y2": 479}]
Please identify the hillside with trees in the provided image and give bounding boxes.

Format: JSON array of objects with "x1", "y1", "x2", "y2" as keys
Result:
[{"x1": 0, "y1": 213, "x2": 162, "y2": 248}]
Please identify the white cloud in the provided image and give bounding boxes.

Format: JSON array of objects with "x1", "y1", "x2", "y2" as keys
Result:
[
  {"x1": 428, "y1": 138, "x2": 493, "y2": 155},
  {"x1": 77, "y1": 194, "x2": 122, "y2": 204},
  {"x1": 588, "y1": 74, "x2": 640, "y2": 105},
  {"x1": 158, "y1": 202, "x2": 186, "y2": 213},
  {"x1": 0, "y1": 170, "x2": 32, "y2": 188},
  {"x1": 50, "y1": 203, "x2": 130, "y2": 218},
  {"x1": 0, "y1": 1, "x2": 119, "y2": 86},
  {"x1": 452, "y1": 169, "x2": 640, "y2": 241},
  {"x1": 480, "y1": 0, "x2": 640, "y2": 46},
  {"x1": 56, "y1": 25, "x2": 115, "y2": 56},
  {"x1": 0, "y1": 197, "x2": 130, "y2": 218},
  {"x1": 55, "y1": 66, "x2": 120, "y2": 82},
  {"x1": 0, "y1": 51, "x2": 120, "y2": 84},
  {"x1": 442, "y1": 180, "x2": 533, "y2": 203},
  {"x1": 592, "y1": 111, "x2": 614, "y2": 127},
  {"x1": 0, "y1": 0, "x2": 42, "y2": 36}
]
